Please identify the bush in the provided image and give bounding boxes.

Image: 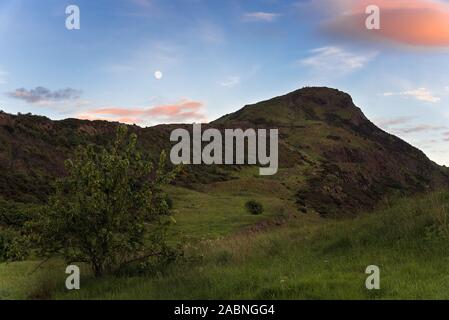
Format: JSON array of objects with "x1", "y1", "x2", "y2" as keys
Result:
[
  {"x1": 245, "y1": 200, "x2": 264, "y2": 215},
  {"x1": 0, "y1": 199, "x2": 36, "y2": 262},
  {"x1": 120, "y1": 243, "x2": 184, "y2": 276},
  {"x1": 0, "y1": 199, "x2": 32, "y2": 228},
  {"x1": 0, "y1": 229, "x2": 28, "y2": 262}
]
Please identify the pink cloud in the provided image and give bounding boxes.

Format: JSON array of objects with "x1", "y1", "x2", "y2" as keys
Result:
[
  {"x1": 323, "y1": 0, "x2": 449, "y2": 47},
  {"x1": 77, "y1": 100, "x2": 207, "y2": 125}
]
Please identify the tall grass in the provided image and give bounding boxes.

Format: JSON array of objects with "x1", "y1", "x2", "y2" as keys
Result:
[
  {"x1": 53, "y1": 190, "x2": 449, "y2": 300},
  {"x1": 1, "y1": 190, "x2": 449, "y2": 300}
]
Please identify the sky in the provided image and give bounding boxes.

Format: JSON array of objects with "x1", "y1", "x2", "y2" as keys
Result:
[{"x1": 0, "y1": 0, "x2": 449, "y2": 165}]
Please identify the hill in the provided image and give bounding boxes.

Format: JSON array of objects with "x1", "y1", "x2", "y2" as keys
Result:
[
  {"x1": 0, "y1": 87, "x2": 448, "y2": 216},
  {"x1": 214, "y1": 87, "x2": 449, "y2": 215}
]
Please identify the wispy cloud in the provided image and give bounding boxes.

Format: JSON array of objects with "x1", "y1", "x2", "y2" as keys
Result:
[
  {"x1": 219, "y1": 76, "x2": 241, "y2": 88},
  {"x1": 77, "y1": 100, "x2": 207, "y2": 125},
  {"x1": 6, "y1": 87, "x2": 82, "y2": 105},
  {"x1": 375, "y1": 116, "x2": 415, "y2": 128},
  {"x1": 299, "y1": 46, "x2": 377, "y2": 75},
  {"x1": 382, "y1": 88, "x2": 441, "y2": 103},
  {"x1": 375, "y1": 115, "x2": 447, "y2": 135},
  {"x1": 243, "y1": 12, "x2": 281, "y2": 22},
  {"x1": 393, "y1": 124, "x2": 447, "y2": 134}
]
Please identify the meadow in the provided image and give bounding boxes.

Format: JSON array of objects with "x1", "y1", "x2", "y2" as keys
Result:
[{"x1": 1, "y1": 184, "x2": 449, "y2": 300}]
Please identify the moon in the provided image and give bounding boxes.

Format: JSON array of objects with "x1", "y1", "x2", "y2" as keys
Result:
[{"x1": 154, "y1": 71, "x2": 163, "y2": 80}]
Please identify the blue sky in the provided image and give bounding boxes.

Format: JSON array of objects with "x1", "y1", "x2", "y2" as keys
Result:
[{"x1": 0, "y1": 0, "x2": 449, "y2": 165}]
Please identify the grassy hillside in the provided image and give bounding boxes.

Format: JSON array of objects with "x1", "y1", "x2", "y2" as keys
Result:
[
  {"x1": 2, "y1": 189, "x2": 449, "y2": 300},
  {"x1": 214, "y1": 87, "x2": 449, "y2": 215},
  {"x1": 1, "y1": 87, "x2": 448, "y2": 217}
]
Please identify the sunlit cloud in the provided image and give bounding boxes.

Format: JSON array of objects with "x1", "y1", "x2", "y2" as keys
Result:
[
  {"x1": 77, "y1": 100, "x2": 207, "y2": 125},
  {"x1": 382, "y1": 88, "x2": 441, "y2": 103}
]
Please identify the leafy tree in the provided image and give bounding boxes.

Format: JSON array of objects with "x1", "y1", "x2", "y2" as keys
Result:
[{"x1": 30, "y1": 126, "x2": 180, "y2": 277}]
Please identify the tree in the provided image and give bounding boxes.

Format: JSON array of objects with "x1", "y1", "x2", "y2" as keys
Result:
[{"x1": 31, "y1": 126, "x2": 180, "y2": 277}]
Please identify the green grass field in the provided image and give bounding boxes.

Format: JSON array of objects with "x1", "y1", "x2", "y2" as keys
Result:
[{"x1": 1, "y1": 183, "x2": 449, "y2": 300}]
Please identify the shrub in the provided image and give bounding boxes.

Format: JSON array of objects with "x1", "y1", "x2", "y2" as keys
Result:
[
  {"x1": 0, "y1": 199, "x2": 37, "y2": 262},
  {"x1": 245, "y1": 200, "x2": 264, "y2": 215},
  {"x1": 0, "y1": 228, "x2": 28, "y2": 262}
]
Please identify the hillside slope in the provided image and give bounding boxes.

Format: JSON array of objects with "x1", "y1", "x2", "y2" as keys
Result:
[
  {"x1": 0, "y1": 87, "x2": 447, "y2": 215},
  {"x1": 214, "y1": 87, "x2": 449, "y2": 215}
]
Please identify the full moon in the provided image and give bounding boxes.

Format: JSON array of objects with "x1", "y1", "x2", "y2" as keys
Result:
[{"x1": 154, "y1": 71, "x2": 163, "y2": 80}]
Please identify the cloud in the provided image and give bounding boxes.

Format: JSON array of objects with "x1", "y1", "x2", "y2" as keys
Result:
[
  {"x1": 375, "y1": 116, "x2": 415, "y2": 128},
  {"x1": 375, "y1": 115, "x2": 447, "y2": 135},
  {"x1": 299, "y1": 46, "x2": 377, "y2": 74},
  {"x1": 219, "y1": 76, "x2": 241, "y2": 88},
  {"x1": 7, "y1": 87, "x2": 82, "y2": 104},
  {"x1": 382, "y1": 88, "x2": 441, "y2": 103},
  {"x1": 243, "y1": 12, "x2": 281, "y2": 22},
  {"x1": 77, "y1": 100, "x2": 207, "y2": 125},
  {"x1": 392, "y1": 124, "x2": 447, "y2": 134},
  {"x1": 316, "y1": 0, "x2": 449, "y2": 47}
]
